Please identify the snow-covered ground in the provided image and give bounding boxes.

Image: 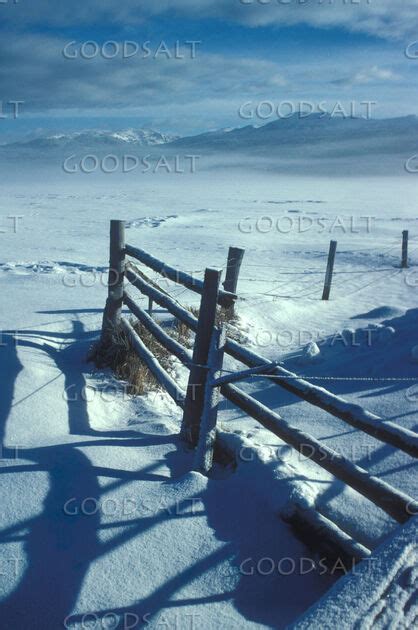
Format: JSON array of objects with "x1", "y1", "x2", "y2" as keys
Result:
[
  {"x1": 1, "y1": 167, "x2": 417, "y2": 627},
  {"x1": 293, "y1": 515, "x2": 418, "y2": 629}
]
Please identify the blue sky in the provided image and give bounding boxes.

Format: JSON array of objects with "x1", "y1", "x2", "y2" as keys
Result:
[{"x1": 1, "y1": 1, "x2": 418, "y2": 140}]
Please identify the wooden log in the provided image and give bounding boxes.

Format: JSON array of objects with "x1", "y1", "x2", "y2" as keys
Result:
[
  {"x1": 125, "y1": 263, "x2": 418, "y2": 456},
  {"x1": 220, "y1": 382, "x2": 418, "y2": 523},
  {"x1": 322, "y1": 240, "x2": 337, "y2": 300},
  {"x1": 283, "y1": 504, "x2": 371, "y2": 564},
  {"x1": 181, "y1": 268, "x2": 222, "y2": 447},
  {"x1": 195, "y1": 327, "x2": 226, "y2": 474},
  {"x1": 293, "y1": 517, "x2": 418, "y2": 629},
  {"x1": 126, "y1": 263, "x2": 418, "y2": 457},
  {"x1": 222, "y1": 246, "x2": 245, "y2": 317},
  {"x1": 130, "y1": 264, "x2": 173, "y2": 299},
  {"x1": 101, "y1": 220, "x2": 125, "y2": 344},
  {"x1": 402, "y1": 230, "x2": 409, "y2": 269},
  {"x1": 120, "y1": 317, "x2": 185, "y2": 408},
  {"x1": 123, "y1": 291, "x2": 192, "y2": 368},
  {"x1": 125, "y1": 244, "x2": 236, "y2": 308},
  {"x1": 125, "y1": 264, "x2": 199, "y2": 331},
  {"x1": 224, "y1": 338, "x2": 418, "y2": 459}
]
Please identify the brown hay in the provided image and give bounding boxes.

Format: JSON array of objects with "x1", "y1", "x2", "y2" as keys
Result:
[
  {"x1": 92, "y1": 313, "x2": 192, "y2": 396},
  {"x1": 91, "y1": 296, "x2": 243, "y2": 396}
]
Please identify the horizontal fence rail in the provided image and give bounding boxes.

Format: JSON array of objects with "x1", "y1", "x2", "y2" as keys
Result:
[
  {"x1": 125, "y1": 244, "x2": 236, "y2": 308},
  {"x1": 99, "y1": 219, "x2": 418, "y2": 545},
  {"x1": 125, "y1": 261, "x2": 418, "y2": 459},
  {"x1": 123, "y1": 291, "x2": 193, "y2": 368},
  {"x1": 284, "y1": 505, "x2": 371, "y2": 563},
  {"x1": 125, "y1": 264, "x2": 199, "y2": 331},
  {"x1": 224, "y1": 340, "x2": 418, "y2": 459},
  {"x1": 219, "y1": 382, "x2": 418, "y2": 524}
]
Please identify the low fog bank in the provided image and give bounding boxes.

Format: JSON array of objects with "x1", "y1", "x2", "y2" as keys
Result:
[{"x1": 0, "y1": 144, "x2": 413, "y2": 184}]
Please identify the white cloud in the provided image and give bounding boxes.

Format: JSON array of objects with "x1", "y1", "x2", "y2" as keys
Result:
[
  {"x1": 0, "y1": 33, "x2": 288, "y2": 112},
  {"x1": 352, "y1": 66, "x2": 400, "y2": 84},
  {"x1": 0, "y1": 31, "x2": 414, "y2": 134},
  {"x1": 3, "y1": 1, "x2": 418, "y2": 40},
  {"x1": 332, "y1": 65, "x2": 401, "y2": 86}
]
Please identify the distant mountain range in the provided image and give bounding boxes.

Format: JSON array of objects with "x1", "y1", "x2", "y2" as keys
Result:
[
  {"x1": 170, "y1": 114, "x2": 418, "y2": 158},
  {"x1": 1, "y1": 115, "x2": 417, "y2": 172},
  {"x1": 3, "y1": 128, "x2": 179, "y2": 150}
]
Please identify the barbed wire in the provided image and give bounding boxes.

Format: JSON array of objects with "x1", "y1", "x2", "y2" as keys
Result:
[
  {"x1": 334, "y1": 269, "x2": 401, "y2": 299},
  {"x1": 241, "y1": 236, "x2": 418, "y2": 279},
  {"x1": 125, "y1": 234, "x2": 418, "y2": 306},
  {"x1": 215, "y1": 367, "x2": 418, "y2": 383}
]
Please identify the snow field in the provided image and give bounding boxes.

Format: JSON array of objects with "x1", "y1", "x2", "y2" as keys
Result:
[{"x1": 0, "y1": 169, "x2": 417, "y2": 627}]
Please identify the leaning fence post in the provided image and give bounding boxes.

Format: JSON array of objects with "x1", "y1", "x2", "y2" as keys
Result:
[
  {"x1": 322, "y1": 240, "x2": 337, "y2": 301},
  {"x1": 101, "y1": 220, "x2": 126, "y2": 344},
  {"x1": 223, "y1": 246, "x2": 245, "y2": 317},
  {"x1": 194, "y1": 326, "x2": 226, "y2": 474},
  {"x1": 402, "y1": 230, "x2": 409, "y2": 269},
  {"x1": 180, "y1": 267, "x2": 221, "y2": 447}
]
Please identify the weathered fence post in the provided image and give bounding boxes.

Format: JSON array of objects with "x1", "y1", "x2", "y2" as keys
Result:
[
  {"x1": 180, "y1": 267, "x2": 221, "y2": 447},
  {"x1": 223, "y1": 246, "x2": 245, "y2": 317},
  {"x1": 195, "y1": 326, "x2": 226, "y2": 474},
  {"x1": 322, "y1": 240, "x2": 337, "y2": 301},
  {"x1": 101, "y1": 220, "x2": 126, "y2": 344},
  {"x1": 402, "y1": 230, "x2": 409, "y2": 269}
]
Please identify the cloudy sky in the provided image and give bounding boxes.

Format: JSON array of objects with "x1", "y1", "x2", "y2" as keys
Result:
[{"x1": 1, "y1": 0, "x2": 418, "y2": 140}]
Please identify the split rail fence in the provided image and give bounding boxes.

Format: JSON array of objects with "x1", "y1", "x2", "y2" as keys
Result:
[{"x1": 99, "y1": 220, "x2": 418, "y2": 555}]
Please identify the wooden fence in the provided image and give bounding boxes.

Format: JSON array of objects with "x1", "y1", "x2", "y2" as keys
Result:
[{"x1": 99, "y1": 220, "x2": 418, "y2": 548}]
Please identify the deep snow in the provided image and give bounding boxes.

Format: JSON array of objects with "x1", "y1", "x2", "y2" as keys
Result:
[{"x1": 1, "y1": 167, "x2": 417, "y2": 628}]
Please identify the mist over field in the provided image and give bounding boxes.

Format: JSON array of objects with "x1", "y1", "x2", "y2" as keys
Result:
[{"x1": 1, "y1": 114, "x2": 416, "y2": 180}]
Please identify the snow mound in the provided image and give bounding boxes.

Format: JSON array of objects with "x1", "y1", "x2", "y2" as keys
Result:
[
  {"x1": 293, "y1": 518, "x2": 418, "y2": 629},
  {"x1": 352, "y1": 305, "x2": 404, "y2": 320},
  {"x1": 297, "y1": 342, "x2": 321, "y2": 365},
  {"x1": 128, "y1": 420, "x2": 174, "y2": 436},
  {"x1": 218, "y1": 430, "x2": 320, "y2": 515}
]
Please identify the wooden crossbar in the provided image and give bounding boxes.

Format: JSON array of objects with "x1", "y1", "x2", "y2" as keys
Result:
[
  {"x1": 124, "y1": 263, "x2": 418, "y2": 459},
  {"x1": 125, "y1": 244, "x2": 236, "y2": 307},
  {"x1": 220, "y1": 382, "x2": 418, "y2": 523}
]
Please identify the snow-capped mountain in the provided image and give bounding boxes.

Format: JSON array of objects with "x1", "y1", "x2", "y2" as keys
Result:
[
  {"x1": 1, "y1": 115, "x2": 417, "y2": 176},
  {"x1": 4, "y1": 115, "x2": 417, "y2": 158},
  {"x1": 171, "y1": 114, "x2": 418, "y2": 157},
  {"x1": 4, "y1": 128, "x2": 179, "y2": 150}
]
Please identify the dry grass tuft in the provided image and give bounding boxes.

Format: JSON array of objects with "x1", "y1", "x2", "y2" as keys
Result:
[
  {"x1": 91, "y1": 299, "x2": 244, "y2": 396},
  {"x1": 92, "y1": 319, "x2": 172, "y2": 395},
  {"x1": 216, "y1": 305, "x2": 237, "y2": 328},
  {"x1": 93, "y1": 314, "x2": 192, "y2": 396},
  {"x1": 215, "y1": 306, "x2": 247, "y2": 344},
  {"x1": 117, "y1": 321, "x2": 173, "y2": 395},
  {"x1": 174, "y1": 317, "x2": 194, "y2": 349}
]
